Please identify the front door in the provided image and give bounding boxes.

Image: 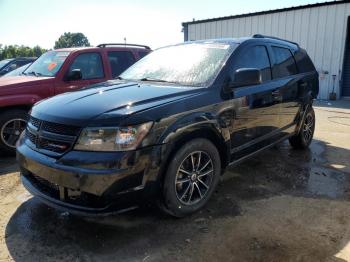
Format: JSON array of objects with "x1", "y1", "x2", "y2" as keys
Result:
[
  {"x1": 55, "y1": 52, "x2": 107, "y2": 94},
  {"x1": 227, "y1": 44, "x2": 281, "y2": 157}
]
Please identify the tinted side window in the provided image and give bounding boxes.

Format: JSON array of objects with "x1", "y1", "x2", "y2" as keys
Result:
[
  {"x1": 6, "y1": 62, "x2": 19, "y2": 70},
  {"x1": 138, "y1": 51, "x2": 149, "y2": 59},
  {"x1": 294, "y1": 50, "x2": 316, "y2": 73},
  {"x1": 69, "y1": 52, "x2": 104, "y2": 80},
  {"x1": 271, "y1": 46, "x2": 297, "y2": 78},
  {"x1": 234, "y1": 45, "x2": 271, "y2": 82},
  {"x1": 5, "y1": 60, "x2": 28, "y2": 71},
  {"x1": 17, "y1": 60, "x2": 30, "y2": 67},
  {"x1": 107, "y1": 51, "x2": 135, "y2": 78}
]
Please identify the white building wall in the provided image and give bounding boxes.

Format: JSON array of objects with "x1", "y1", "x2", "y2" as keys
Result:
[{"x1": 186, "y1": 2, "x2": 350, "y2": 99}]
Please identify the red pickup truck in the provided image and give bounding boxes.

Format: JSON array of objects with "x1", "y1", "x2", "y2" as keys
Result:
[{"x1": 0, "y1": 43, "x2": 151, "y2": 154}]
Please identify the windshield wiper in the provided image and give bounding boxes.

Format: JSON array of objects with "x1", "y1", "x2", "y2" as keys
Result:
[
  {"x1": 26, "y1": 71, "x2": 43, "y2": 77},
  {"x1": 139, "y1": 77, "x2": 177, "y2": 83}
]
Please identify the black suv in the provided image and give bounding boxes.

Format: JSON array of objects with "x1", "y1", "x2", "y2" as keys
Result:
[
  {"x1": 17, "y1": 35, "x2": 319, "y2": 217},
  {"x1": 0, "y1": 57, "x2": 36, "y2": 76}
]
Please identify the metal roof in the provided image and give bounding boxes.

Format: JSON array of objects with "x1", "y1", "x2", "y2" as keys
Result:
[{"x1": 182, "y1": 0, "x2": 349, "y2": 26}]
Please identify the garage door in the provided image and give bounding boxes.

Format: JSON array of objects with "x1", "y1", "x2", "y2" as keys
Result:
[{"x1": 342, "y1": 42, "x2": 350, "y2": 97}]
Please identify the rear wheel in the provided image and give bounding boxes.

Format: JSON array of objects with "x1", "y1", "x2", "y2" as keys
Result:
[
  {"x1": 160, "y1": 138, "x2": 221, "y2": 217},
  {"x1": 0, "y1": 110, "x2": 28, "y2": 155},
  {"x1": 289, "y1": 106, "x2": 315, "y2": 149}
]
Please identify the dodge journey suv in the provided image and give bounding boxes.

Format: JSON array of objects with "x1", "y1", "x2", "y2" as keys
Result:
[{"x1": 17, "y1": 35, "x2": 319, "y2": 217}]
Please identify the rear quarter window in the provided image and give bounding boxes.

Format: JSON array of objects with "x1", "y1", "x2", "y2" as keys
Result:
[{"x1": 293, "y1": 49, "x2": 316, "y2": 73}]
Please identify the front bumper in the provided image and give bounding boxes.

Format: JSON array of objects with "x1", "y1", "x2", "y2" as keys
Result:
[{"x1": 17, "y1": 141, "x2": 163, "y2": 216}]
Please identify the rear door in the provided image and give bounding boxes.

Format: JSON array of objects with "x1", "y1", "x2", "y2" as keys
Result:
[
  {"x1": 55, "y1": 52, "x2": 107, "y2": 94},
  {"x1": 268, "y1": 45, "x2": 300, "y2": 130},
  {"x1": 229, "y1": 44, "x2": 280, "y2": 154}
]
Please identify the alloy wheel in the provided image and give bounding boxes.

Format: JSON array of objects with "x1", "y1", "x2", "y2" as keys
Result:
[
  {"x1": 1, "y1": 118, "x2": 27, "y2": 148},
  {"x1": 302, "y1": 113, "x2": 314, "y2": 143},
  {"x1": 175, "y1": 151, "x2": 214, "y2": 205}
]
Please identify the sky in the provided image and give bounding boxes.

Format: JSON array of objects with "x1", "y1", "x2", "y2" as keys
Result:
[{"x1": 0, "y1": 0, "x2": 325, "y2": 49}]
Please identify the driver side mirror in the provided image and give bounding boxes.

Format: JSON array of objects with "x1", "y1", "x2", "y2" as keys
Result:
[
  {"x1": 65, "y1": 69, "x2": 82, "y2": 81},
  {"x1": 229, "y1": 68, "x2": 262, "y2": 88}
]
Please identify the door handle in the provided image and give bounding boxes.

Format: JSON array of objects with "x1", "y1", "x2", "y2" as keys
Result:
[{"x1": 271, "y1": 90, "x2": 280, "y2": 96}]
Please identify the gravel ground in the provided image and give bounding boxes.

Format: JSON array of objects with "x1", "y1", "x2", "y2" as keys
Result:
[{"x1": 1, "y1": 100, "x2": 350, "y2": 262}]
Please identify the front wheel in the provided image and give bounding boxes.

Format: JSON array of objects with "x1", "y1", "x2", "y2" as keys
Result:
[
  {"x1": 0, "y1": 110, "x2": 28, "y2": 155},
  {"x1": 289, "y1": 106, "x2": 315, "y2": 149},
  {"x1": 160, "y1": 138, "x2": 221, "y2": 217}
]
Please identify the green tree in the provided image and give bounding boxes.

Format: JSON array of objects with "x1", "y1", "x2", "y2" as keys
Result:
[
  {"x1": 33, "y1": 45, "x2": 45, "y2": 57},
  {"x1": 0, "y1": 44, "x2": 47, "y2": 60},
  {"x1": 54, "y1": 32, "x2": 90, "y2": 49}
]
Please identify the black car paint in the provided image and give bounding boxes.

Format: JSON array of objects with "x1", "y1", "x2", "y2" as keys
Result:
[{"x1": 17, "y1": 38, "x2": 319, "y2": 215}]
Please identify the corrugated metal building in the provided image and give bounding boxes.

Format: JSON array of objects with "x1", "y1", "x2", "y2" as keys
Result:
[{"x1": 182, "y1": 0, "x2": 350, "y2": 100}]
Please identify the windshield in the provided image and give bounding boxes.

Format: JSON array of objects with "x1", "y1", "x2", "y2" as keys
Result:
[
  {"x1": 24, "y1": 51, "x2": 70, "y2": 77},
  {"x1": 120, "y1": 42, "x2": 235, "y2": 86},
  {"x1": 0, "y1": 59, "x2": 12, "y2": 69},
  {"x1": 3, "y1": 63, "x2": 31, "y2": 77}
]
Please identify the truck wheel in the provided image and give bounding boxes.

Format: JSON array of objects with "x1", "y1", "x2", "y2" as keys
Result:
[
  {"x1": 160, "y1": 138, "x2": 221, "y2": 217},
  {"x1": 289, "y1": 106, "x2": 315, "y2": 149},
  {"x1": 0, "y1": 110, "x2": 28, "y2": 155}
]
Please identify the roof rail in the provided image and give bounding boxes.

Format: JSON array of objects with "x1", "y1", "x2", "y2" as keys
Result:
[
  {"x1": 97, "y1": 43, "x2": 151, "y2": 49},
  {"x1": 252, "y1": 34, "x2": 299, "y2": 46}
]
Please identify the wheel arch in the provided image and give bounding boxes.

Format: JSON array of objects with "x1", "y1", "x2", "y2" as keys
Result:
[{"x1": 157, "y1": 123, "x2": 230, "y2": 187}]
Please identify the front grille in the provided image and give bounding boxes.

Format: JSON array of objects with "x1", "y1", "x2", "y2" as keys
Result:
[
  {"x1": 26, "y1": 116, "x2": 81, "y2": 155},
  {"x1": 25, "y1": 172, "x2": 60, "y2": 199},
  {"x1": 66, "y1": 192, "x2": 107, "y2": 208},
  {"x1": 38, "y1": 137, "x2": 71, "y2": 153},
  {"x1": 29, "y1": 116, "x2": 81, "y2": 136},
  {"x1": 29, "y1": 116, "x2": 41, "y2": 129},
  {"x1": 26, "y1": 129, "x2": 37, "y2": 144},
  {"x1": 24, "y1": 171, "x2": 107, "y2": 209},
  {"x1": 41, "y1": 121, "x2": 81, "y2": 136}
]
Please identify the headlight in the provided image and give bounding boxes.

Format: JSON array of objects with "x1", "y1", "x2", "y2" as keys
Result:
[{"x1": 74, "y1": 122, "x2": 153, "y2": 152}]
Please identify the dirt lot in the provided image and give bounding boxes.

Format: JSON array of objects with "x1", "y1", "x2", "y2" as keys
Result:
[{"x1": 1, "y1": 100, "x2": 350, "y2": 262}]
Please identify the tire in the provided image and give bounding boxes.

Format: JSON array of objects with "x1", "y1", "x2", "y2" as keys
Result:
[
  {"x1": 0, "y1": 109, "x2": 28, "y2": 155},
  {"x1": 289, "y1": 106, "x2": 315, "y2": 150},
  {"x1": 160, "y1": 138, "x2": 221, "y2": 217}
]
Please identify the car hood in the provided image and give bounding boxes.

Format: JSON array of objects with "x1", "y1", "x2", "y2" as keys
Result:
[
  {"x1": 31, "y1": 80, "x2": 205, "y2": 126},
  {"x1": 0, "y1": 76, "x2": 53, "y2": 90}
]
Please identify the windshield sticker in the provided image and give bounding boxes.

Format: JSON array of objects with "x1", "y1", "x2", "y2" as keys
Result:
[{"x1": 47, "y1": 62, "x2": 57, "y2": 71}]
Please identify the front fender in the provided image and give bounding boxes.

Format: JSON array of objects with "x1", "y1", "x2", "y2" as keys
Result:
[
  {"x1": 0, "y1": 94, "x2": 42, "y2": 108},
  {"x1": 155, "y1": 111, "x2": 231, "y2": 175},
  {"x1": 159, "y1": 111, "x2": 228, "y2": 144}
]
